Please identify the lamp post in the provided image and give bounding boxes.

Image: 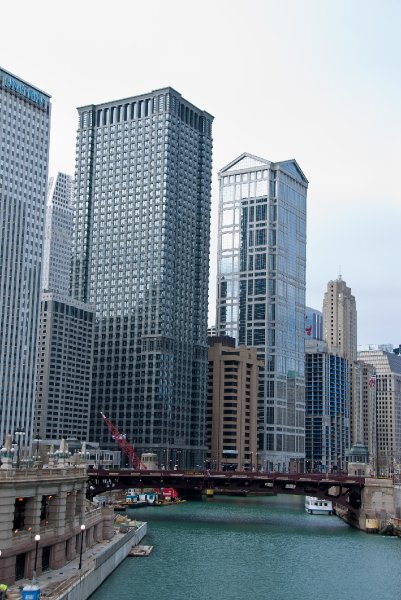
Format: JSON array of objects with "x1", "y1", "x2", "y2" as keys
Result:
[
  {"x1": 33, "y1": 534, "x2": 40, "y2": 583},
  {"x1": 15, "y1": 430, "x2": 25, "y2": 469},
  {"x1": 78, "y1": 525, "x2": 85, "y2": 570}
]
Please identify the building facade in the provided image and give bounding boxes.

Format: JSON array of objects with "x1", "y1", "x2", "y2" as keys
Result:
[
  {"x1": 42, "y1": 172, "x2": 74, "y2": 295},
  {"x1": 34, "y1": 293, "x2": 94, "y2": 442},
  {"x1": 305, "y1": 340, "x2": 350, "y2": 472},
  {"x1": 215, "y1": 153, "x2": 308, "y2": 471},
  {"x1": 358, "y1": 350, "x2": 401, "y2": 475},
  {"x1": 348, "y1": 360, "x2": 377, "y2": 472},
  {"x1": 322, "y1": 276, "x2": 357, "y2": 361},
  {"x1": 71, "y1": 88, "x2": 213, "y2": 468},
  {"x1": 0, "y1": 67, "x2": 51, "y2": 447},
  {"x1": 305, "y1": 306, "x2": 323, "y2": 341},
  {"x1": 0, "y1": 465, "x2": 113, "y2": 585},
  {"x1": 206, "y1": 336, "x2": 262, "y2": 471}
]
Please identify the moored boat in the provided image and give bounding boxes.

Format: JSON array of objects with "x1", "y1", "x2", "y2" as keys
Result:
[
  {"x1": 305, "y1": 496, "x2": 333, "y2": 515},
  {"x1": 125, "y1": 490, "x2": 148, "y2": 507}
]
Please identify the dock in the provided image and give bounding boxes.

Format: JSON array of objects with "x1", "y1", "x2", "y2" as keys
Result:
[{"x1": 129, "y1": 544, "x2": 153, "y2": 556}]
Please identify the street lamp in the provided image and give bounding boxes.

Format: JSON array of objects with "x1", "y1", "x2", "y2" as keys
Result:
[
  {"x1": 33, "y1": 534, "x2": 40, "y2": 582},
  {"x1": 78, "y1": 525, "x2": 85, "y2": 570}
]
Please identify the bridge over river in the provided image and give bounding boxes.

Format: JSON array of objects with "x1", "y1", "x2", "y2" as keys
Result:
[{"x1": 87, "y1": 468, "x2": 399, "y2": 531}]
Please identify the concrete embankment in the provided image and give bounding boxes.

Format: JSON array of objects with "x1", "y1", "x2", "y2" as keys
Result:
[{"x1": 7, "y1": 521, "x2": 147, "y2": 600}]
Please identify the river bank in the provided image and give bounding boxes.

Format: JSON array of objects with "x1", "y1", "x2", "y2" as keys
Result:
[{"x1": 6, "y1": 521, "x2": 146, "y2": 600}]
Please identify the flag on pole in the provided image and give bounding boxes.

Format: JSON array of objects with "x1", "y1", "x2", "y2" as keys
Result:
[{"x1": 369, "y1": 375, "x2": 377, "y2": 387}]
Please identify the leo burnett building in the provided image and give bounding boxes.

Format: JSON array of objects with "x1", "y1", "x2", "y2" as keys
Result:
[
  {"x1": 71, "y1": 88, "x2": 213, "y2": 468},
  {"x1": 0, "y1": 67, "x2": 51, "y2": 447}
]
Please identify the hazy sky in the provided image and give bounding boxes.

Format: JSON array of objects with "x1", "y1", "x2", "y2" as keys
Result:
[{"x1": 2, "y1": 0, "x2": 400, "y2": 346}]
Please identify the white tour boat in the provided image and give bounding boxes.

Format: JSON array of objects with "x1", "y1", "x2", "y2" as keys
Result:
[{"x1": 305, "y1": 496, "x2": 333, "y2": 515}]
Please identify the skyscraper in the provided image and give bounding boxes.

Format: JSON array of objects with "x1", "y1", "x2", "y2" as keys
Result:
[
  {"x1": 322, "y1": 276, "x2": 357, "y2": 361},
  {"x1": 348, "y1": 359, "x2": 376, "y2": 471},
  {"x1": 305, "y1": 306, "x2": 323, "y2": 341},
  {"x1": 207, "y1": 336, "x2": 261, "y2": 471},
  {"x1": 34, "y1": 293, "x2": 94, "y2": 442},
  {"x1": 305, "y1": 339, "x2": 350, "y2": 472},
  {"x1": 0, "y1": 67, "x2": 51, "y2": 446},
  {"x1": 358, "y1": 350, "x2": 401, "y2": 475},
  {"x1": 42, "y1": 172, "x2": 74, "y2": 295},
  {"x1": 216, "y1": 153, "x2": 308, "y2": 471},
  {"x1": 71, "y1": 88, "x2": 213, "y2": 467}
]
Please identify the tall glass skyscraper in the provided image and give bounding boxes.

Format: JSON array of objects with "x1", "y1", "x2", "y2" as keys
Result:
[
  {"x1": 0, "y1": 67, "x2": 51, "y2": 446},
  {"x1": 216, "y1": 153, "x2": 308, "y2": 471},
  {"x1": 71, "y1": 88, "x2": 213, "y2": 468}
]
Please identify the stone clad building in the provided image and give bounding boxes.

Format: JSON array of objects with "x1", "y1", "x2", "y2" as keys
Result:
[
  {"x1": 358, "y1": 350, "x2": 401, "y2": 475},
  {"x1": 0, "y1": 467, "x2": 113, "y2": 585},
  {"x1": 207, "y1": 336, "x2": 262, "y2": 471}
]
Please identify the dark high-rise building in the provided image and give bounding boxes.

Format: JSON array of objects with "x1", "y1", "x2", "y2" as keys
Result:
[
  {"x1": 0, "y1": 67, "x2": 51, "y2": 447},
  {"x1": 34, "y1": 293, "x2": 94, "y2": 442},
  {"x1": 71, "y1": 88, "x2": 213, "y2": 467},
  {"x1": 305, "y1": 340, "x2": 350, "y2": 472}
]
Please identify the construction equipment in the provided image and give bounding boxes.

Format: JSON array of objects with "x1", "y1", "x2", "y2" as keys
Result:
[{"x1": 100, "y1": 412, "x2": 146, "y2": 470}]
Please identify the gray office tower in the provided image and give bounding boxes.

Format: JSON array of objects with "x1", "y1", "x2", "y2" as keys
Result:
[
  {"x1": 71, "y1": 88, "x2": 213, "y2": 468},
  {"x1": 216, "y1": 153, "x2": 308, "y2": 472},
  {"x1": 42, "y1": 172, "x2": 74, "y2": 295},
  {"x1": 0, "y1": 67, "x2": 51, "y2": 446}
]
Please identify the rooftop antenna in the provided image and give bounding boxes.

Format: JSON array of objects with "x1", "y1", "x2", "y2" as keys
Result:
[{"x1": 338, "y1": 265, "x2": 342, "y2": 281}]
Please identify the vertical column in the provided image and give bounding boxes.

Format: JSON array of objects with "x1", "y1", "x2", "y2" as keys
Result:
[
  {"x1": 87, "y1": 526, "x2": 95, "y2": 547},
  {"x1": 65, "y1": 491, "x2": 75, "y2": 525},
  {"x1": 101, "y1": 509, "x2": 115, "y2": 540},
  {"x1": 0, "y1": 490, "x2": 15, "y2": 545},
  {"x1": 94, "y1": 522, "x2": 103, "y2": 543},
  {"x1": 0, "y1": 553, "x2": 16, "y2": 586},
  {"x1": 66, "y1": 536, "x2": 76, "y2": 560},
  {"x1": 24, "y1": 496, "x2": 42, "y2": 533},
  {"x1": 47, "y1": 489, "x2": 67, "y2": 534},
  {"x1": 75, "y1": 488, "x2": 85, "y2": 521}
]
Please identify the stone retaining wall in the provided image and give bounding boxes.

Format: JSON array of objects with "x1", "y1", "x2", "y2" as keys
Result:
[{"x1": 46, "y1": 522, "x2": 147, "y2": 600}]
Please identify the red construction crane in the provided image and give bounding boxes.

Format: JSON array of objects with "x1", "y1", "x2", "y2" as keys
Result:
[{"x1": 100, "y1": 412, "x2": 146, "y2": 470}]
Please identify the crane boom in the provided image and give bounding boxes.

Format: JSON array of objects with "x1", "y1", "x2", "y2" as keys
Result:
[{"x1": 100, "y1": 412, "x2": 146, "y2": 470}]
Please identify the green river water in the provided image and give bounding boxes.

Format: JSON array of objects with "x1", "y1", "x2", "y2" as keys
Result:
[{"x1": 92, "y1": 494, "x2": 401, "y2": 600}]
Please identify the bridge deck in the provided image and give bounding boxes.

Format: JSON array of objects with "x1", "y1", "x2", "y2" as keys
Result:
[{"x1": 88, "y1": 469, "x2": 366, "y2": 511}]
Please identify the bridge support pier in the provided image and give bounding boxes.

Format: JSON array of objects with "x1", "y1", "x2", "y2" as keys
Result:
[{"x1": 357, "y1": 478, "x2": 396, "y2": 532}]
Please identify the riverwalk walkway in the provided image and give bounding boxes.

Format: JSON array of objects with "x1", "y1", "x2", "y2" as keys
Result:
[{"x1": 6, "y1": 521, "x2": 147, "y2": 600}]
